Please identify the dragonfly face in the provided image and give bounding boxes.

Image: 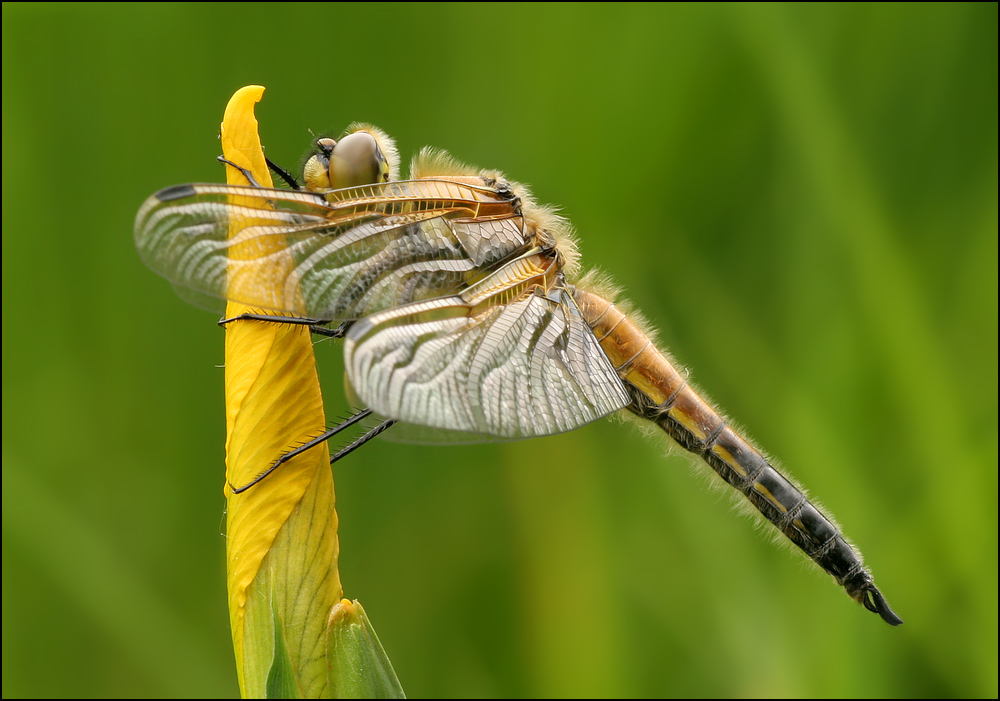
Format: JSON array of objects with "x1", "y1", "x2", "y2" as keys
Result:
[
  {"x1": 302, "y1": 130, "x2": 393, "y2": 191},
  {"x1": 135, "y1": 124, "x2": 901, "y2": 625}
]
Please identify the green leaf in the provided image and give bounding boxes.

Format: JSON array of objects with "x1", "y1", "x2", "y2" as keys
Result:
[
  {"x1": 266, "y1": 601, "x2": 304, "y2": 699},
  {"x1": 326, "y1": 600, "x2": 405, "y2": 699}
]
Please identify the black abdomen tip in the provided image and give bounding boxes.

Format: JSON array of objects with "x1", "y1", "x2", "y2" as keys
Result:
[{"x1": 864, "y1": 586, "x2": 904, "y2": 626}]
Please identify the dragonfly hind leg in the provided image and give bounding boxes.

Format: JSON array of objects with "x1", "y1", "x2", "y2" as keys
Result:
[
  {"x1": 228, "y1": 408, "x2": 395, "y2": 493},
  {"x1": 329, "y1": 416, "x2": 396, "y2": 465},
  {"x1": 218, "y1": 312, "x2": 350, "y2": 338}
]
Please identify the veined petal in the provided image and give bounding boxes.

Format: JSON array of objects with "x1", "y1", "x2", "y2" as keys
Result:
[{"x1": 221, "y1": 85, "x2": 343, "y2": 698}]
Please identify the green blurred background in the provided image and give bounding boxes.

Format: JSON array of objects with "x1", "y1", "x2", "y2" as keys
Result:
[{"x1": 3, "y1": 3, "x2": 996, "y2": 698}]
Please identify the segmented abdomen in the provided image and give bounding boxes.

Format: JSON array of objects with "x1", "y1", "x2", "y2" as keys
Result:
[{"x1": 573, "y1": 287, "x2": 901, "y2": 625}]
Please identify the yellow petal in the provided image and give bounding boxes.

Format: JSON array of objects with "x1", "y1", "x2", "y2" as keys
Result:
[{"x1": 221, "y1": 86, "x2": 342, "y2": 697}]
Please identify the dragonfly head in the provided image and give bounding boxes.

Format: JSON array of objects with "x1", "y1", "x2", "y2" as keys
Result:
[{"x1": 303, "y1": 124, "x2": 400, "y2": 191}]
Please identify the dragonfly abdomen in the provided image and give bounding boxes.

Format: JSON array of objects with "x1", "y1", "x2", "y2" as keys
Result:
[{"x1": 572, "y1": 287, "x2": 901, "y2": 625}]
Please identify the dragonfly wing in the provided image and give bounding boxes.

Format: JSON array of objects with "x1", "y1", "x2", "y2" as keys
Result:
[
  {"x1": 344, "y1": 265, "x2": 631, "y2": 438},
  {"x1": 134, "y1": 180, "x2": 529, "y2": 319}
]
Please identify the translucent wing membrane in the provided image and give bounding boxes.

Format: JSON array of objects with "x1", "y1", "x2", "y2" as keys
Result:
[
  {"x1": 344, "y1": 254, "x2": 631, "y2": 438},
  {"x1": 134, "y1": 180, "x2": 530, "y2": 319}
]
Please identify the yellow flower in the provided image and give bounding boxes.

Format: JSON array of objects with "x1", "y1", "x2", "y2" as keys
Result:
[{"x1": 221, "y1": 86, "x2": 342, "y2": 698}]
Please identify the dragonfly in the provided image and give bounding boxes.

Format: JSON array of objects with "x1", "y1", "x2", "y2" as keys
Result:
[{"x1": 135, "y1": 124, "x2": 902, "y2": 626}]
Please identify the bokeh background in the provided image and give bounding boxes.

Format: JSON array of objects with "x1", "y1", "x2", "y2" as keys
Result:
[{"x1": 3, "y1": 3, "x2": 996, "y2": 698}]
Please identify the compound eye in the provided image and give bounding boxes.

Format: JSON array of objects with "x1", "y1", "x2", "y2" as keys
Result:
[{"x1": 330, "y1": 131, "x2": 388, "y2": 189}]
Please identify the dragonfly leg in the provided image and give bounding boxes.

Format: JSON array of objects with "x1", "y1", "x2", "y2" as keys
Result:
[
  {"x1": 217, "y1": 154, "x2": 301, "y2": 190},
  {"x1": 330, "y1": 418, "x2": 396, "y2": 465},
  {"x1": 265, "y1": 156, "x2": 301, "y2": 190},
  {"x1": 218, "y1": 313, "x2": 350, "y2": 338},
  {"x1": 229, "y1": 408, "x2": 378, "y2": 493},
  {"x1": 217, "y1": 156, "x2": 265, "y2": 188}
]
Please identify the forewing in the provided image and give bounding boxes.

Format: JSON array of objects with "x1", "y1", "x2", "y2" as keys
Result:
[
  {"x1": 134, "y1": 180, "x2": 529, "y2": 319},
  {"x1": 344, "y1": 278, "x2": 631, "y2": 439}
]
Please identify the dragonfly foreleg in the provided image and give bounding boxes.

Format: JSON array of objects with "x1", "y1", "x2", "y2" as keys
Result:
[
  {"x1": 217, "y1": 156, "x2": 266, "y2": 189},
  {"x1": 265, "y1": 156, "x2": 301, "y2": 190},
  {"x1": 218, "y1": 313, "x2": 350, "y2": 338},
  {"x1": 217, "y1": 153, "x2": 302, "y2": 190}
]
